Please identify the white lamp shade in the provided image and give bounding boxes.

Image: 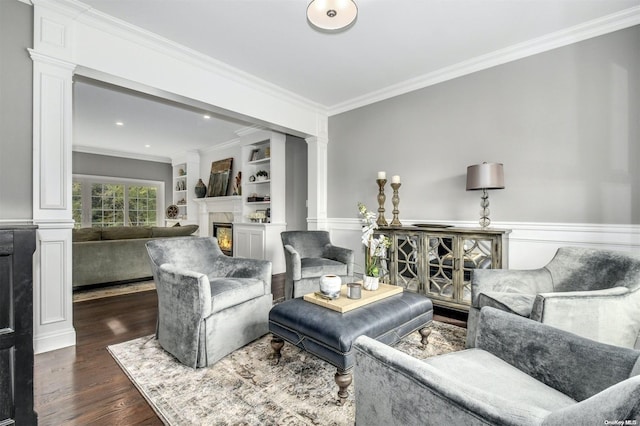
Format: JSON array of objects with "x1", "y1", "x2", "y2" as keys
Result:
[
  {"x1": 466, "y1": 162, "x2": 505, "y2": 190},
  {"x1": 307, "y1": 0, "x2": 358, "y2": 31}
]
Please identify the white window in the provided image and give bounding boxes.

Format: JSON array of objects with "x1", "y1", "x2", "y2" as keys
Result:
[{"x1": 72, "y1": 175, "x2": 164, "y2": 228}]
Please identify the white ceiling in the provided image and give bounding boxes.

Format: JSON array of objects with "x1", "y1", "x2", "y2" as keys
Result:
[
  {"x1": 73, "y1": 0, "x2": 640, "y2": 162},
  {"x1": 73, "y1": 78, "x2": 254, "y2": 162}
]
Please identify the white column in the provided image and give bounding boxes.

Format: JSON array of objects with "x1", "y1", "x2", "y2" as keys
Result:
[
  {"x1": 30, "y1": 50, "x2": 76, "y2": 353},
  {"x1": 29, "y1": 0, "x2": 87, "y2": 353},
  {"x1": 306, "y1": 135, "x2": 329, "y2": 231}
]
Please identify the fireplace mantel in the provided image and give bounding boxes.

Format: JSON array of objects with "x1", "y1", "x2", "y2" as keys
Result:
[{"x1": 194, "y1": 196, "x2": 243, "y2": 237}]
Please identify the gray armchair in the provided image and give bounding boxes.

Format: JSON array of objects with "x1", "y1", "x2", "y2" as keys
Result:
[
  {"x1": 354, "y1": 307, "x2": 640, "y2": 426},
  {"x1": 146, "y1": 236, "x2": 272, "y2": 368},
  {"x1": 466, "y1": 247, "x2": 640, "y2": 349},
  {"x1": 281, "y1": 230, "x2": 354, "y2": 299}
]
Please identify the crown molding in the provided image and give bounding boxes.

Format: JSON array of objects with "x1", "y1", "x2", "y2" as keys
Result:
[
  {"x1": 198, "y1": 138, "x2": 242, "y2": 154},
  {"x1": 51, "y1": 0, "x2": 327, "y2": 118},
  {"x1": 235, "y1": 126, "x2": 266, "y2": 137},
  {"x1": 73, "y1": 145, "x2": 171, "y2": 163},
  {"x1": 328, "y1": 5, "x2": 640, "y2": 116},
  {"x1": 38, "y1": 0, "x2": 640, "y2": 120}
]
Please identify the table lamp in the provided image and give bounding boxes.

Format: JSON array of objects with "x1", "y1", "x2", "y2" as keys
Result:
[{"x1": 466, "y1": 162, "x2": 504, "y2": 229}]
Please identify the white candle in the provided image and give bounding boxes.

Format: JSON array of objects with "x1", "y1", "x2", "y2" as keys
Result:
[
  {"x1": 391, "y1": 175, "x2": 400, "y2": 183},
  {"x1": 377, "y1": 171, "x2": 386, "y2": 180}
]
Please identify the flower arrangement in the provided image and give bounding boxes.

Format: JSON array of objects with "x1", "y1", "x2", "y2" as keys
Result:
[{"x1": 358, "y1": 202, "x2": 391, "y2": 277}]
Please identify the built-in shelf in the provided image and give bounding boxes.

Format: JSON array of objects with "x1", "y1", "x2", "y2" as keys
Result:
[
  {"x1": 169, "y1": 152, "x2": 199, "y2": 225},
  {"x1": 248, "y1": 158, "x2": 270, "y2": 165}
]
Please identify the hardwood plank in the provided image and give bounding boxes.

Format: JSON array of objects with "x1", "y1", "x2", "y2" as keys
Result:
[{"x1": 34, "y1": 290, "x2": 162, "y2": 425}]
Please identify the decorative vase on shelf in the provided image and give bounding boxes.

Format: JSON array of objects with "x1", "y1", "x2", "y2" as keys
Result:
[
  {"x1": 319, "y1": 274, "x2": 342, "y2": 298},
  {"x1": 363, "y1": 275, "x2": 380, "y2": 291},
  {"x1": 194, "y1": 179, "x2": 207, "y2": 198}
]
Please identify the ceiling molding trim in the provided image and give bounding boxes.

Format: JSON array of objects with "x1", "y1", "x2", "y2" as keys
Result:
[
  {"x1": 32, "y1": 0, "x2": 89, "y2": 15},
  {"x1": 64, "y1": 0, "x2": 328, "y2": 117},
  {"x1": 235, "y1": 126, "x2": 266, "y2": 137},
  {"x1": 198, "y1": 138, "x2": 242, "y2": 154},
  {"x1": 328, "y1": 5, "x2": 640, "y2": 116},
  {"x1": 73, "y1": 145, "x2": 172, "y2": 163}
]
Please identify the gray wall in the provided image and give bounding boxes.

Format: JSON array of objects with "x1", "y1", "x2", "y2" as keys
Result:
[
  {"x1": 285, "y1": 135, "x2": 308, "y2": 230},
  {"x1": 72, "y1": 152, "x2": 173, "y2": 208},
  {"x1": 328, "y1": 26, "x2": 640, "y2": 225},
  {"x1": 0, "y1": 0, "x2": 33, "y2": 220}
]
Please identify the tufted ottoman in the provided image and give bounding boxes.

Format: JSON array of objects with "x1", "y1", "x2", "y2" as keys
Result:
[{"x1": 268, "y1": 291, "x2": 433, "y2": 404}]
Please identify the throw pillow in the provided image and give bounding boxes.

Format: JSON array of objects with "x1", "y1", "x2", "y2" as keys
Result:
[
  {"x1": 101, "y1": 226, "x2": 153, "y2": 240},
  {"x1": 72, "y1": 227, "x2": 102, "y2": 242},
  {"x1": 151, "y1": 224, "x2": 199, "y2": 237}
]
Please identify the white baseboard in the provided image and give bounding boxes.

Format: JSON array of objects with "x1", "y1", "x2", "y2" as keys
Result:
[{"x1": 34, "y1": 328, "x2": 76, "y2": 354}]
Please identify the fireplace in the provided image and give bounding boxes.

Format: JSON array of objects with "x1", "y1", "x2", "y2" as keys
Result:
[{"x1": 212, "y1": 222, "x2": 233, "y2": 256}]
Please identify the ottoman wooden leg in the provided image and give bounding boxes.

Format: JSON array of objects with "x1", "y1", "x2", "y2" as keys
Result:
[
  {"x1": 419, "y1": 326, "x2": 432, "y2": 348},
  {"x1": 270, "y1": 336, "x2": 284, "y2": 365},
  {"x1": 335, "y1": 368, "x2": 352, "y2": 406}
]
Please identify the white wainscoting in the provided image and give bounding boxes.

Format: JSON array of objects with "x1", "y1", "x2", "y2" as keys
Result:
[
  {"x1": 33, "y1": 222, "x2": 76, "y2": 354},
  {"x1": 325, "y1": 218, "x2": 640, "y2": 273}
]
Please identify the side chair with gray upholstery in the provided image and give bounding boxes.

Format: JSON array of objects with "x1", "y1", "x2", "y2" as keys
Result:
[
  {"x1": 281, "y1": 230, "x2": 354, "y2": 299},
  {"x1": 146, "y1": 236, "x2": 272, "y2": 368},
  {"x1": 354, "y1": 307, "x2": 640, "y2": 426},
  {"x1": 466, "y1": 247, "x2": 640, "y2": 349}
]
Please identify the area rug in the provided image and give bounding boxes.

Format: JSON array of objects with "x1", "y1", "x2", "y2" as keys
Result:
[
  {"x1": 73, "y1": 280, "x2": 156, "y2": 302},
  {"x1": 108, "y1": 321, "x2": 466, "y2": 425}
]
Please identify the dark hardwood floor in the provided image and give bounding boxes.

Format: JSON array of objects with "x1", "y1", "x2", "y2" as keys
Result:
[
  {"x1": 34, "y1": 290, "x2": 162, "y2": 425},
  {"x1": 34, "y1": 275, "x2": 465, "y2": 425}
]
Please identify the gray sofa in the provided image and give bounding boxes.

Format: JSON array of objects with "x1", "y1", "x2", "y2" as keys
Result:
[
  {"x1": 354, "y1": 307, "x2": 640, "y2": 426},
  {"x1": 72, "y1": 224, "x2": 199, "y2": 288}
]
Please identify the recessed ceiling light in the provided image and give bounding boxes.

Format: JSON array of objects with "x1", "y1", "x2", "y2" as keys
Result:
[
  {"x1": 203, "y1": 114, "x2": 211, "y2": 119},
  {"x1": 115, "y1": 121, "x2": 124, "y2": 126},
  {"x1": 144, "y1": 144, "x2": 151, "y2": 148}
]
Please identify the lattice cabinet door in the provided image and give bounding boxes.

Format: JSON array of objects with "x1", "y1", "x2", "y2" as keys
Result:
[
  {"x1": 390, "y1": 231, "x2": 423, "y2": 293},
  {"x1": 423, "y1": 233, "x2": 457, "y2": 305},
  {"x1": 456, "y1": 236, "x2": 500, "y2": 305}
]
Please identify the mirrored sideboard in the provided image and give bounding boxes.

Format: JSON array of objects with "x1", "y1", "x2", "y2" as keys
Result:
[{"x1": 377, "y1": 225, "x2": 510, "y2": 312}]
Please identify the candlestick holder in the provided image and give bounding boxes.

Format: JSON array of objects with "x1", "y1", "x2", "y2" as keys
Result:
[
  {"x1": 376, "y1": 179, "x2": 388, "y2": 226},
  {"x1": 390, "y1": 182, "x2": 402, "y2": 226}
]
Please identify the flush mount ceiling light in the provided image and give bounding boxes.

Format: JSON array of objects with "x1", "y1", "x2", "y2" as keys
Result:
[{"x1": 307, "y1": 0, "x2": 358, "y2": 31}]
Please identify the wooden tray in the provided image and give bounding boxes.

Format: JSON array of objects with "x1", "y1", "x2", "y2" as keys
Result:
[{"x1": 303, "y1": 283, "x2": 403, "y2": 313}]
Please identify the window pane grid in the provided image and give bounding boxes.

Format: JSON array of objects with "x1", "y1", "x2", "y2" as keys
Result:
[
  {"x1": 74, "y1": 179, "x2": 161, "y2": 228},
  {"x1": 128, "y1": 185, "x2": 158, "y2": 226},
  {"x1": 91, "y1": 183, "x2": 125, "y2": 227},
  {"x1": 72, "y1": 182, "x2": 83, "y2": 229}
]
